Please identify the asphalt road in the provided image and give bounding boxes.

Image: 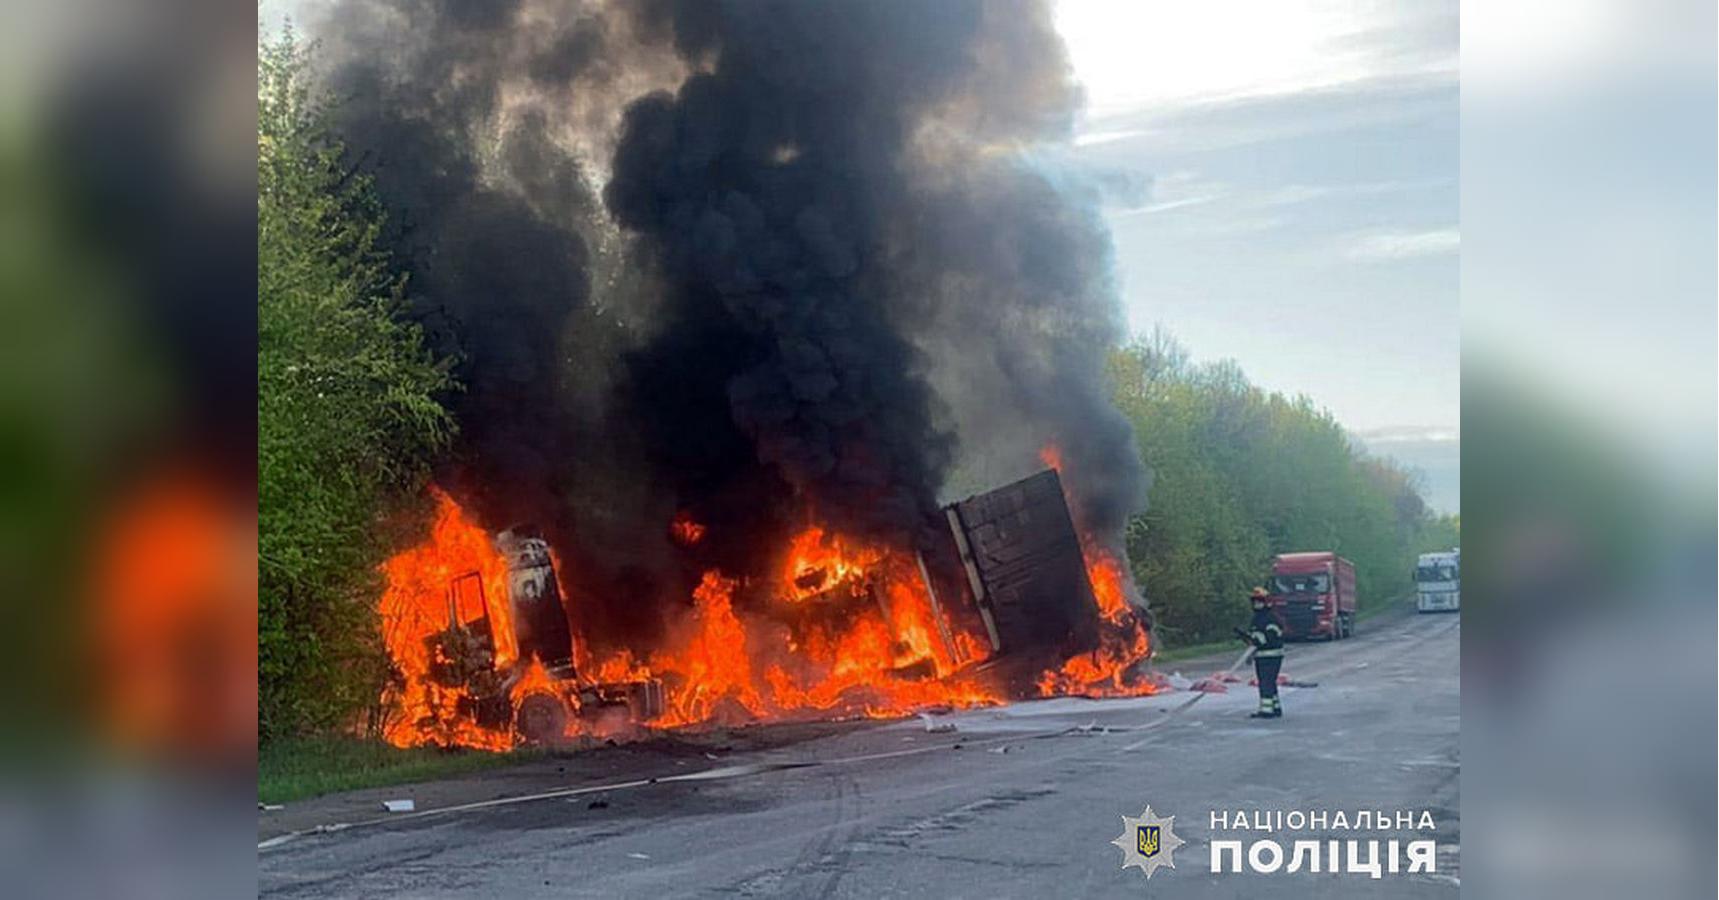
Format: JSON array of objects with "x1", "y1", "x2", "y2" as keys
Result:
[{"x1": 260, "y1": 604, "x2": 1460, "y2": 897}]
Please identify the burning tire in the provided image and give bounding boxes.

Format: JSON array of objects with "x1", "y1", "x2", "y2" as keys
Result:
[{"x1": 514, "y1": 691, "x2": 570, "y2": 744}]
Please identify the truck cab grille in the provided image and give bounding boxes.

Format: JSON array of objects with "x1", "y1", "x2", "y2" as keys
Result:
[{"x1": 1280, "y1": 599, "x2": 1322, "y2": 636}]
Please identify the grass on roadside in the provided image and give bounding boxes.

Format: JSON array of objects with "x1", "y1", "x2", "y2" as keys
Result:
[
  {"x1": 1356, "y1": 592, "x2": 1412, "y2": 622},
  {"x1": 259, "y1": 736, "x2": 540, "y2": 805},
  {"x1": 1149, "y1": 594, "x2": 1414, "y2": 665},
  {"x1": 1151, "y1": 637, "x2": 1245, "y2": 665}
]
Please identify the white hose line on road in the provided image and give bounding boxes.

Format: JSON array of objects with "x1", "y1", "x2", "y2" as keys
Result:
[
  {"x1": 258, "y1": 713, "x2": 1107, "y2": 853},
  {"x1": 258, "y1": 761, "x2": 819, "y2": 851},
  {"x1": 1118, "y1": 646, "x2": 1255, "y2": 752}
]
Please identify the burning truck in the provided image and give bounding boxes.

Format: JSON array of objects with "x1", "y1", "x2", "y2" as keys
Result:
[{"x1": 378, "y1": 468, "x2": 1154, "y2": 749}]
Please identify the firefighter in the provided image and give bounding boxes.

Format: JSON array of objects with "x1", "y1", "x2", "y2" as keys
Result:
[{"x1": 1238, "y1": 586, "x2": 1285, "y2": 719}]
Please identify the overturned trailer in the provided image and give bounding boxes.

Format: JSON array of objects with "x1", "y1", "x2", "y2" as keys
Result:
[
  {"x1": 773, "y1": 468, "x2": 1118, "y2": 685},
  {"x1": 779, "y1": 468, "x2": 1119, "y2": 694}
]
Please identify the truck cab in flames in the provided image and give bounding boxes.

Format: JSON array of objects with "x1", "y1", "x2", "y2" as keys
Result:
[{"x1": 417, "y1": 530, "x2": 665, "y2": 745}]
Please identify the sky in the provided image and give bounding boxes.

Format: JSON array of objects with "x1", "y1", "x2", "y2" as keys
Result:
[{"x1": 1053, "y1": 0, "x2": 1460, "y2": 512}]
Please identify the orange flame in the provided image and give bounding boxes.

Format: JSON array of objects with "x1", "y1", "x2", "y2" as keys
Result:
[
  {"x1": 649, "y1": 571, "x2": 766, "y2": 724},
  {"x1": 779, "y1": 526, "x2": 876, "y2": 600},
  {"x1": 376, "y1": 473, "x2": 1154, "y2": 752},
  {"x1": 1035, "y1": 547, "x2": 1154, "y2": 697},
  {"x1": 377, "y1": 488, "x2": 515, "y2": 750},
  {"x1": 669, "y1": 511, "x2": 706, "y2": 546},
  {"x1": 1032, "y1": 443, "x2": 1156, "y2": 698}
]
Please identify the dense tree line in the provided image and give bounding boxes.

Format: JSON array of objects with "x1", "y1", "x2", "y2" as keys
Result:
[
  {"x1": 258, "y1": 33, "x2": 457, "y2": 740},
  {"x1": 1112, "y1": 328, "x2": 1459, "y2": 646}
]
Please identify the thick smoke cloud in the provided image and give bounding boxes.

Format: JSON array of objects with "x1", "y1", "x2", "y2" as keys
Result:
[
  {"x1": 315, "y1": 0, "x2": 606, "y2": 534},
  {"x1": 603, "y1": 1, "x2": 978, "y2": 551},
  {"x1": 310, "y1": 0, "x2": 1152, "y2": 642},
  {"x1": 894, "y1": 155, "x2": 1152, "y2": 540},
  {"x1": 312, "y1": 0, "x2": 693, "y2": 645}
]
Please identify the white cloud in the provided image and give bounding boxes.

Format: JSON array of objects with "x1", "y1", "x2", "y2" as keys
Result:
[
  {"x1": 1258, "y1": 178, "x2": 1452, "y2": 208},
  {"x1": 1072, "y1": 128, "x2": 1150, "y2": 148},
  {"x1": 1055, "y1": 0, "x2": 1456, "y2": 118},
  {"x1": 1344, "y1": 227, "x2": 1460, "y2": 261},
  {"x1": 1355, "y1": 424, "x2": 1461, "y2": 444},
  {"x1": 1108, "y1": 196, "x2": 1220, "y2": 220},
  {"x1": 1104, "y1": 170, "x2": 1227, "y2": 219}
]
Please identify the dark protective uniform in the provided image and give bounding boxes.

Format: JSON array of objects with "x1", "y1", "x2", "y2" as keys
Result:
[{"x1": 1247, "y1": 607, "x2": 1285, "y2": 717}]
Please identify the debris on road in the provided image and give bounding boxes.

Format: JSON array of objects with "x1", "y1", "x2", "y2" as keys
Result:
[
  {"x1": 382, "y1": 799, "x2": 415, "y2": 813},
  {"x1": 1188, "y1": 678, "x2": 1228, "y2": 693},
  {"x1": 1165, "y1": 671, "x2": 1193, "y2": 690},
  {"x1": 919, "y1": 713, "x2": 957, "y2": 733}
]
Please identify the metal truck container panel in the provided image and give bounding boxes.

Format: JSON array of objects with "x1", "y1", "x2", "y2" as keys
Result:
[{"x1": 944, "y1": 469, "x2": 1101, "y2": 659}]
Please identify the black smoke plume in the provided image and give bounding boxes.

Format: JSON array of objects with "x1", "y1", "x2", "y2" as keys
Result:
[{"x1": 311, "y1": 0, "x2": 1151, "y2": 647}]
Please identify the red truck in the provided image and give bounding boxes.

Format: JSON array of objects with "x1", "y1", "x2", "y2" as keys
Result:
[{"x1": 1266, "y1": 552, "x2": 1357, "y2": 641}]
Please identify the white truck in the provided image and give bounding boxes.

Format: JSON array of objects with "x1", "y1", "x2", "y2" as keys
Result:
[{"x1": 1414, "y1": 549, "x2": 1460, "y2": 613}]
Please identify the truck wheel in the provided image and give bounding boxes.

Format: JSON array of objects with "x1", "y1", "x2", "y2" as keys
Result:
[{"x1": 515, "y1": 692, "x2": 570, "y2": 744}]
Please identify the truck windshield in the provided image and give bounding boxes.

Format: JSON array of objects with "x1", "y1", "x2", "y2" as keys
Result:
[
  {"x1": 1271, "y1": 573, "x2": 1330, "y2": 594},
  {"x1": 1416, "y1": 565, "x2": 1458, "y2": 583}
]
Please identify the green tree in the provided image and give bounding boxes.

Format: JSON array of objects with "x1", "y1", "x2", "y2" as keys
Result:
[
  {"x1": 258, "y1": 29, "x2": 457, "y2": 740},
  {"x1": 1111, "y1": 341, "x2": 1267, "y2": 643},
  {"x1": 1111, "y1": 332, "x2": 1453, "y2": 646}
]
